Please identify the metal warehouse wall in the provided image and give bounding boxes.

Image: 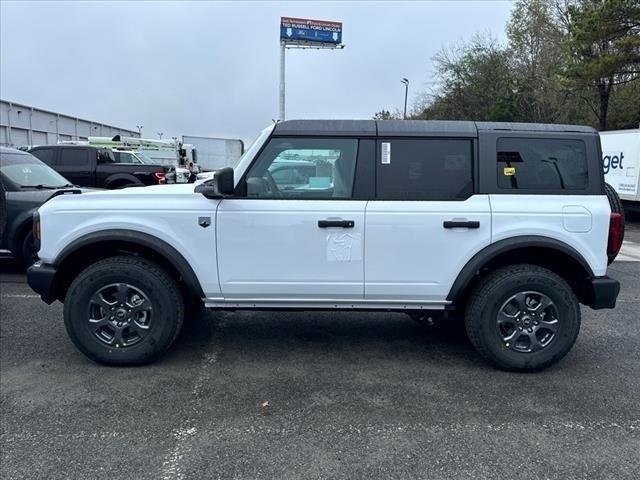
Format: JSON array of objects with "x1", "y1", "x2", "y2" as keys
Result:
[{"x1": 0, "y1": 99, "x2": 140, "y2": 147}]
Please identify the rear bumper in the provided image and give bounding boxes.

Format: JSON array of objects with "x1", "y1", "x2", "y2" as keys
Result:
[
  {"x1": 26, "y1": 261, "x2": 58, "y2": 304},
  {"x1": 585, "y1": 276, "x2": 620, "y2": 310}
]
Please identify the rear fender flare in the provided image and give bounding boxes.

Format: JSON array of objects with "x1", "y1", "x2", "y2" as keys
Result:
[{"x1": 447, "y1": 235, "x2": 595, "y2": 302}]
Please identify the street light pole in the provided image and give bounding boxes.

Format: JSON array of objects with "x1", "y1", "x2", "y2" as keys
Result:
[
  {"x1": 136, "y1": 125, "x2": 143, "y2": 137},
  {"x1": 157, "y1": 132, "x2": 163, "y2": 139},
  {"x1": 401, "y1": 78, "x2": 409, "y2": 120}
]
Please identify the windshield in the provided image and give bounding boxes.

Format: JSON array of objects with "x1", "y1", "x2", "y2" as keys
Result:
[{"x1": 0, "y1": 151, "x2": 71, "y2": 188}]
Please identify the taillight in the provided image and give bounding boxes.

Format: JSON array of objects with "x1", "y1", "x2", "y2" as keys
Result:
[
  {"x1": 154, "y1": 172, "x2": 167, "y2": 185},
  {"x1": 607, "y1": 212, "x2": 624, "y2": 259}
]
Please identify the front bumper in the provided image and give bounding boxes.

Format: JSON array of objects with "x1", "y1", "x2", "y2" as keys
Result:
[
  {"x1": 585, "y1": 276, "x2": 620, "y2": 310},
  {"x1": 27, "y1": 261, "x2": 58, "y2": 304}
]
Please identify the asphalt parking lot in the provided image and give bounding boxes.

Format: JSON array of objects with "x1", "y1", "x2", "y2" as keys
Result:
[{"x1": 1, "y1": 222, "x2": 639, "y2": 480}]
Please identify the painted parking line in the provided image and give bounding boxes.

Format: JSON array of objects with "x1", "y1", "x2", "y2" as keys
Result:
[
  {"x1": 0, "y1": 294, "x2": 39, "y2": 298},
  {"x1": 616, "y1": 240, "x2": 640, "y2": 262}
]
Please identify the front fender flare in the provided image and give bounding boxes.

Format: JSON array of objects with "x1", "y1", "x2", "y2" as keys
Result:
[{"x1": 54, "y1": 229, "x2": 204, "y2": 298}]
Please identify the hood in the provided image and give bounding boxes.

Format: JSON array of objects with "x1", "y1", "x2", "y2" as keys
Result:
[
  {"x1": 82, "y1": 182, "x2": 197, "y2": 196},
  {"x1": 38, "y1": 181, "x2": 204, "y2": 217},
  {"x1": 7, "y1": 186, "x2": 97, "y2": 205}
]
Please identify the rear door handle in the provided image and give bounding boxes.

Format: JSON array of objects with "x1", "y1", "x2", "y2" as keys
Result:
[
  {"x1": 318, "y1": 219, "x2": 355, "y2": 228},
  {"x1": 443, "y1": 220, "x2": 480, "y2": 229}
]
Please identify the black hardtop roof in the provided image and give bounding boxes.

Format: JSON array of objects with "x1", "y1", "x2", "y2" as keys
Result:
[
  {"x1": 474, "y1": 121, "x2": 597, "y2": 133},
  {"x1": 273, "y1": 119, "x2": 597, "y2": 137}
]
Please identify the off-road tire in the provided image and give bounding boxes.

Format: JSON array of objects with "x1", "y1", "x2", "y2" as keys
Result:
[
  {"x1": 465, "y1": 264, "x2": 581, "y2": 372},
  {"x1": 20, "y1": 230, "x2": 36, "y2": 268},
  {"x1": 605, "y1": 182, "x2": 625, "y2": 264},
  {"x1": 605, "y1": 182, "x2": 624, "y2": 217},
  {"x1": 64, "y1": 255, "x2": 184, "y2": 366}
]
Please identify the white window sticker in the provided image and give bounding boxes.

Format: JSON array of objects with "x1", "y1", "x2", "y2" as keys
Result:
[
  {"x1": 326, "y1": 233, "x2": 362, "y2": 262},
  {"x1": 381, "y1": 142, "x2": 391, "y2": 164}
]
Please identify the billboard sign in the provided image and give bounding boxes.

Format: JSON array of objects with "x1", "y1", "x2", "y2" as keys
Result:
[{"x1": 280, "y1": 17, "x2": 342, "y2": 45}]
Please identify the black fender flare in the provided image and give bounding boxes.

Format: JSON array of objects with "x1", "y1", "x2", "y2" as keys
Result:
[
  {"x1": 54, "y1": 229, "x2": 204, "y2": 298},
  {"x1": 446, "y1": 235, "x2": 595, "y2": 302},
  {"x1": 8, "y1": 208, "x2": 36, "y2": 256},
  {"x1": 104, "y1": 173, "x2": 143, "y2": 189}
]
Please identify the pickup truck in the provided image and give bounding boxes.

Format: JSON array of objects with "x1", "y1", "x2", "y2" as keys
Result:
[
  {"x1": 29, "y1": 145, "x2": 169, "y2": 189},
  {"x1": 26, "y1": 120, "x2": 623, "y2": 371}
]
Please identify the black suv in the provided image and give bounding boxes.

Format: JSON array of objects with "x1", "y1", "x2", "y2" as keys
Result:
[{"x1": 29, "y1": 145, "x2": 170, "y2": 189}]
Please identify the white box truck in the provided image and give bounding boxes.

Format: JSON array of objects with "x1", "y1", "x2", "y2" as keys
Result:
[
  {"x1": 601, "y1": 128, "x2": 640, "y2": 212},
  {"x1": 182, "y1": 135, "x2": 244, "y2": 172}
]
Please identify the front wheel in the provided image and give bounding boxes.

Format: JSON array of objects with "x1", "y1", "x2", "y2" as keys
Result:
[
  {"x1": 20, "y1": 230, "x2": 36, "y2": 268},
  {"x1": 465, "y1": 264, "x2": 581, "y2": 372},
  {"x1": 64, "y1": 256, "x2": 184, "y2": 366}
]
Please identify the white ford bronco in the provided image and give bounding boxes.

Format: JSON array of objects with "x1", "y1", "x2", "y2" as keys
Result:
[{"x1": 27, "y1": 120, "x2": 623, "y2": 371}]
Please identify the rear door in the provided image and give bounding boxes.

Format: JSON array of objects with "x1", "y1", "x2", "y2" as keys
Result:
[
  {"x1": 57, "y1": 147, "x2": 95, "y2": 186},
  {"x1": 365, "y1": 137, "x2": 491, "y2": 302},
  {"x1": 216, "y1": 136, "x2": 370, "y2": 301}
]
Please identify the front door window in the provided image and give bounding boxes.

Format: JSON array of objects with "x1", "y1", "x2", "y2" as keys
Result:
[{"x1": 244, "y1": 137, "x2": 358, "y2": 199}]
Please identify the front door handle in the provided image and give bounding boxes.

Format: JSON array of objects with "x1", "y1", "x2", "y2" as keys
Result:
[
  {"x1": 318, "y1": 219, "x2": 355, "y2": 228},
  {"x1": 443, "y1": 220, "x2": 480, "y2": 229}
]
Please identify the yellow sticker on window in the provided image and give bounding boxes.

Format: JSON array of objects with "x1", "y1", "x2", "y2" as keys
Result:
[{"x1": 503, "y1": 167, "x2": 516, "y2": 176}]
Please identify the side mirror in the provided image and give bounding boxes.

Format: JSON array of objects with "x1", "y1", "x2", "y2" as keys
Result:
[{"x1": 194, "y1": 167, "x2": 234, "y2": 199}]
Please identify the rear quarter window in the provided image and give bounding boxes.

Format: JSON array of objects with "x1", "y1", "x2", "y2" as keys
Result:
[{"x1": 497, "y1": 138, "x2": 588, "y2": 190}]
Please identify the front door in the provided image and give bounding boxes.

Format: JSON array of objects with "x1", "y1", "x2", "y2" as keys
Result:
[{"x1": 216, "y1": 136, "x2": 366, "y2": 300}]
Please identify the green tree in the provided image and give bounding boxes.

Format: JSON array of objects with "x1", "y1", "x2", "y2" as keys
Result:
[
  {"x1": 607, "y1": 80, "x2": 640, "y2": 129},
  {"x1": 415, "y1": 34, "x2": 518, "y2": 121},
  {"x1": 507, "y1": 0, "x2": 568, "y2": 122},
  {"x1": 562, "y1": 0, "x2": 640, "y2": 130},
  {"x1": 372, "y1": 109, "x2": 397, "y2": 120}
]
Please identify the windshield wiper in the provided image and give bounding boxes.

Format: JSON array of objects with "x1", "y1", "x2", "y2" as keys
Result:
[{"x1": 20, "y1": 184, "x2": 59, "y2": 190}]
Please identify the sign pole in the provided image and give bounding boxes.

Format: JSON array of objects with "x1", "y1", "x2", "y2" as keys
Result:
[
  {"x1": 279, "y1": 41, "x2": 286, "y2": 121},
  {"x1": 278, "y1": 17, "x2": 344, "y2": 123}
]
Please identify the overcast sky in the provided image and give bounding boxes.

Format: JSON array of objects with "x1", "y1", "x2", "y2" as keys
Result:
[{"x1": 1, "y1": 1, "x2": 514, "y2": 143}]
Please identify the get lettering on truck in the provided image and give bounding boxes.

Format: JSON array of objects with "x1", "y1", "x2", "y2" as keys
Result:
[
  {"x1": 26, "y1": 120, "x2": 623, "y2": 372},
  {"x1": 601, "y1": 128, "x2": 640, "y2": 210}
]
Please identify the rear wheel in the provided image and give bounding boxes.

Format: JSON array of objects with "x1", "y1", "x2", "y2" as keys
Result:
[
  {"x1": 605, "y1": 182, "x2": 624, "y2": 217},
  {"x1": 605, "y1": 182, "x2": 625, "y2": 264},
  {"x1": 64, "y1": 256, "x2": 184, "y2": 366},
  {"x1": 465, "y1": 264, "x2": 581, "y2": 372}
]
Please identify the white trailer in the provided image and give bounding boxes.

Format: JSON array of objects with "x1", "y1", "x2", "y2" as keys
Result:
[
  {"x1": 601, "y1": 129, "x2": 640, "y2": 211},
  {"x1": 182, "y1": 135, "x2": 244, "y2": 171}
]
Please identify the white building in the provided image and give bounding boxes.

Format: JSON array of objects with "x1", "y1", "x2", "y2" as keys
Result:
[{"x1": 0, "y1": 99, "x2": 139, "y2": 147}]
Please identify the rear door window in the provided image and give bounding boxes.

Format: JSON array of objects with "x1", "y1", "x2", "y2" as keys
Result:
[
  {"x1": 59, "y1": 148, "x2": 90, "y2": 167},
  {"x1": 496, "y1": 138, "x2": 588, "y2": 190},
  {"x1": 376, "y1": 139, "x2": 473, "y2": 200}
]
